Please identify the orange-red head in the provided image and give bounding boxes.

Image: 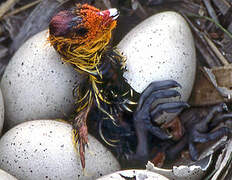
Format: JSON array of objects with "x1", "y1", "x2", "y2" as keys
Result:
[
  {"x1": 49, "y1": 4, "x2": 119, "y2": 46},
  {"x1": 48, "y1": 4, "x2": 119, "y2": 72}
]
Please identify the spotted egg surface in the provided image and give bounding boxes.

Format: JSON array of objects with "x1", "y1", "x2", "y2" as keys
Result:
[
  {"x1": 117, "y1": 11, "x2": 196, "y2": 124},
  {"x1": 118, "y1": 11, "x2": 196, "y2": 95},
  {"x1": 0, "y1": 120, "x2": 120, "y2": 180},
  {"x1": 1, "y1": 30, "x2": 81, "y2": 129}
]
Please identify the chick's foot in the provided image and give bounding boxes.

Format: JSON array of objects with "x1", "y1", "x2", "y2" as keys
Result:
[
  {"x1": 166, "y1": 103, "x2": 232, "y2": 161},
  {"x1": 124, "y1": 80, "x2": 189, "y2": 165}
]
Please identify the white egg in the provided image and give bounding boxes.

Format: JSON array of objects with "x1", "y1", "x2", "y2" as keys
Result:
[
  {"x1": 0, "y1": 120, "x2": 120, "y2": 180},
  {"x1": 0, "y1": 88, "x2": 4, "y2": 134},
  {"x1": 98, "y1": 169, "x2": 169, "y2": 180},
  {"x1": 1, "y1": 30, "x2": 81, "y2": 129},
  {"x1": 118, "y1": 11, "x2": 196, "y2": 124}
]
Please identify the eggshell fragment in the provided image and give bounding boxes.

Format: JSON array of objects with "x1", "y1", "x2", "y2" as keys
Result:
[
  {"x1": 118, "y1": 11, "x2": 196, "y2": 124},
  {"x1": 1, "y1": 30, "x2": 81, "y2": 129},
  {"x1": 146, "y1": 155, "x2": 212, "y2": 180},
  {"x1": 98, "y1": 169, "x2": 169, "y2": 180},
  {"x1": 0, "y1": 120, "x2": 120, "y2": 180}
]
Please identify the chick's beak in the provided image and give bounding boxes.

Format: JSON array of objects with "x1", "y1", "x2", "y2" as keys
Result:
[
  {"x1": 108, "y1": 8, "x2": 119, "y2": 20},
  {"x1": 98, "y1": 8, "x2": 119, "y2": 22}
]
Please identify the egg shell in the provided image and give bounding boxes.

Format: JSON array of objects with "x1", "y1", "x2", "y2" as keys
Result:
[
  {"x1": 0, "y1": 88, "x2": 4, "y2": 134},
  {"x1": 117, "y1": 11, "x2": 196, "y2": 124},
  {"x1": 98, "y1": 169, "x2": 169, "y2": 180},
  {"x1": 146, "y1": 156, "x2": 212, "y2": 180},
  {"x1": 1, "y1": 30, "x2": 81, "y2": 129},
  {"x1": 0, "y1": 169, "x2": 18, "y2": 180},
  {"x1": 0, "y1": 120, "x2": 120, "y2": 180}
]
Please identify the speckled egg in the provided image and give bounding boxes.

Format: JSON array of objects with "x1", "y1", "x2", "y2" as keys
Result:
[
  {"x1": 0, "y1": 169, "x2": 18, "y2": 180},
  {"x1": 0, "y1": 88, "x2": 4, "y2": 134},
  {"x1": 0, "y1": 120, "x2": 120, "y2": 180},
  {"x1": 1, "y1": 30, "x2": 81, "y2": 129},
  {"x1": 98, "y1": 169, "x2": 169, "y2": 180},
  {"x1": 118, "y1": 11, "x2": 196, "y2": 124}
]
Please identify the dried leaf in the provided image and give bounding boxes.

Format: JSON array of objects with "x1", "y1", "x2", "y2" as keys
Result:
[
  {"x1": 189, "y1": 68, "x2": 225, "y2": 106},
  {"x1": 204, "y1": 66, "x2": 232, "y2": 99},
  {"x1": 211, "y1": 0, "x2": 230, "y2": 16},
  {"x1": 190, "y1": 65, "x2": 232, "y2": 106}
]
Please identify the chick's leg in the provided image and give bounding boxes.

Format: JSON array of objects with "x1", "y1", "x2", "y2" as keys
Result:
[
  {"x1": 187, "y1": 103, "x2": 232, "y2": 161},
  {"x1": 126, "y1": 80, "x2": 189, "y2": 164},
  {"x1": 166, "y1": 103, "x2": 232, "y2": 161}
]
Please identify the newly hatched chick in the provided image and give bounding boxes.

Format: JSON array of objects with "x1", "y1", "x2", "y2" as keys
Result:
[
  {"x1": 49, "y1": 4, "x2": 132, "y2": 168},
  {"x1": 48, "y1": 3, "x2": 191, "y2": 168}
]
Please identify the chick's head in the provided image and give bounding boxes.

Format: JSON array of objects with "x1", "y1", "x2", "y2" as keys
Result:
[{"x1": 49, "y1": 4, "x2": 119, "y2": 54}]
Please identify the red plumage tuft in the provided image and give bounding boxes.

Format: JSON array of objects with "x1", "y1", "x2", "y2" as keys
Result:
[{"x1": 49, "y1": 11, "x2": 75, "y2": 37}]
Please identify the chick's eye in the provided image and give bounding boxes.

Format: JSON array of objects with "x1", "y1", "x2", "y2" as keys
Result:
[{"x1": 76, "y1": 27, "x2": 88, "y2": 36}]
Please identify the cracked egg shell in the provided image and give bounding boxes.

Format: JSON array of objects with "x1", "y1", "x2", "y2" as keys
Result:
[
  {"x1": 1, "y1": 30, "x2": 81, "y2": 129},
  {"x1": 98, "y1": 169, "x2": 169, "y2": 180},
  {"x1": 0, "y1": 120, "x2": 120, "y2": 180},
  {"x1": 118, "y1": 11, "x2": 196, "y2": 124},
  {"x1": 146, "y1": 155, "x2": 212, "y2": 180}
]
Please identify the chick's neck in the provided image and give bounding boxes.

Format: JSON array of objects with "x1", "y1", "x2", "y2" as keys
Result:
[{"x1": 49, "y1": 30, "x2": 112, "y2": 76}]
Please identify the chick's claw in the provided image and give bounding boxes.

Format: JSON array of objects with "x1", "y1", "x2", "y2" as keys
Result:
[
  {"x1": 137, "y1": 80, "x2": 182, "y2": 110},
  {"x1": 132, "y1": 80, "x2": 188, "y2": 164},
  {"x1": 188, "y1": 127, "x2": 231, "y2": 161},
  {"x1": 210, "y1": 113, "x2": 232, "y2": 129},
  {"x1": 134, "y1": 80, "x2": 187, "y2": 139},
  {"x1": 194, "y1": 103, "x2": 227, "y2": 132},
  {"x1": 167, "y1": 103, "x2": 232, "y2": 161},
  {"x1": 151, "y1": 102, "x2": 190, "y2": 119}
]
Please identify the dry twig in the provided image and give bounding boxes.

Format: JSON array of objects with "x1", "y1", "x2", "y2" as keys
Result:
[
  {"x1": 204, "y1": 34, "x2": 229, "y2": 66},
  {"x1": 2, "y1": 0, "x2": 42, "y2": 19},
  {"x1": 203, "y1": 0, "x2": 219, "y2": 24},
  {"x1": 212, "y1": 0, "x2": 231, "y2": 15},
  {"x1": 0, "y1": 0, "x2": 19, "y2": 18}
]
